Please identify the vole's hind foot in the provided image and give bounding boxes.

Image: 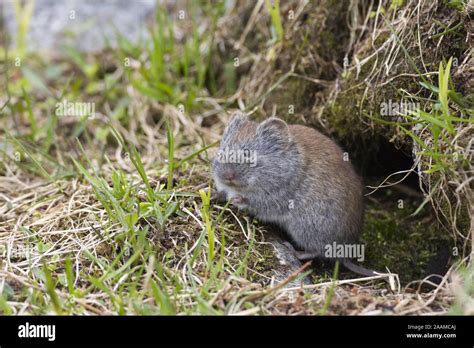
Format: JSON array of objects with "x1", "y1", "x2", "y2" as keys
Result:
[
  {"x1": 294, "y1": 251, "x2": 318, "y2": 261},
  {"x1": 282, "y1": 241, "x2": 296, "y2": 252},
  {"x1": 281, "y1": 242, "x2": 318, "y2": 261}
]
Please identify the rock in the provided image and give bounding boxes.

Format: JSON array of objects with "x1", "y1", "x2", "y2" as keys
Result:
[{"x1": 2, "y1": 0, "x2": 155, "y2": 53}]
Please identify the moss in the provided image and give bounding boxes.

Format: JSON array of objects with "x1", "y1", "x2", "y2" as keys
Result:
[
  {"x1": 258, "y1": 77, "x2": 313, "y2": 119},
  {"x1": 361, "y1": 194, "x2": 453, "y2": 284}
]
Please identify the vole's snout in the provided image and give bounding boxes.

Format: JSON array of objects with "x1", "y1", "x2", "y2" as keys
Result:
[
  {"x1": 216, "y1": 165, "x2": 244, "y2": 188},
  {"x1": 222, "y1": 168, "x2": 237, "y2": 181}
]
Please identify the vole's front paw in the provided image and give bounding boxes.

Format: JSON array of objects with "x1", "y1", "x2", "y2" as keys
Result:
[
  {"x1": 231, "y1": 195, "x2": 249, "y2": 209},
  {"x1": 210, "y1": 189, "x2": 227, "y2": 203}
]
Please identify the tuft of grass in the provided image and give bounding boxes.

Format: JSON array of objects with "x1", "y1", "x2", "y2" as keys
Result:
[
  {"x1": 449, "y1": 263, "x2": 474, "y2": 314},
  {"x1": 319, "y1": 261, "x2": 339, "y2": 315},
  {"x1": 400, "y1": 58, "x2": 473, "y2": 175},
  {"x1": 150, "y1": 279, "x2": 176, "y2": 315},
  {"x1": 166, "y1": 122, "x2": 175, "y2": 192},
  {"x1": 0, "y1": 292, "x2": 13, "y2": 315},
  {"x1": 198, "y1": 188, "x2": 215, "y2": 263},
  {"x1": 119, "y1": 2, "x2": 223, "y2": 111},
  {"x1": 265, "y1": 0, "x2": 284, "y2": 43},
  {"x1": 443, "y1": 0, "x2": 468, "y2": 11},
  {"x1": 10, "y1": 0, "x2": 35, "y2": 58},
  {"x1": 42, "y1": 262, "x2": 63, "y2": 314}
]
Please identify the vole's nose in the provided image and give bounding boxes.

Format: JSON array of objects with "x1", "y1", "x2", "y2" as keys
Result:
[{"x1": 222, "y1": 168, "x2": 237, "y2": 181}]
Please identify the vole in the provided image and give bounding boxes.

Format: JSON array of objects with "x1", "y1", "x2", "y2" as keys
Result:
[{"x1": 212, "y1": 112, "x2": 382, "y2": 277}]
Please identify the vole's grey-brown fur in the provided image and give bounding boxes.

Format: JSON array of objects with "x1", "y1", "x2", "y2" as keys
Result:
[{"x1": 212, "y1": 112, "x2": 380, "y2": 277}]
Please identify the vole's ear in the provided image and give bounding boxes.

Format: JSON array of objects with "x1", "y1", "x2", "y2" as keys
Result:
[
  {"x1": 257, "y1": 117, "x2": 289, "y2": 140},
  {"x1": 222, "y1": 111, "x2": 248, "y2": 141}
]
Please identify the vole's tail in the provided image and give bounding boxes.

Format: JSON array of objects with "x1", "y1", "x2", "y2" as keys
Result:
[{"x1": 340, "y1": 259, "x2": 381, "y2": 277}]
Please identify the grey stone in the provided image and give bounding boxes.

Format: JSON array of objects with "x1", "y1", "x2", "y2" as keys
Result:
[{"x1": 2, "y1": 0, "x2": 155, "y2": 53}]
